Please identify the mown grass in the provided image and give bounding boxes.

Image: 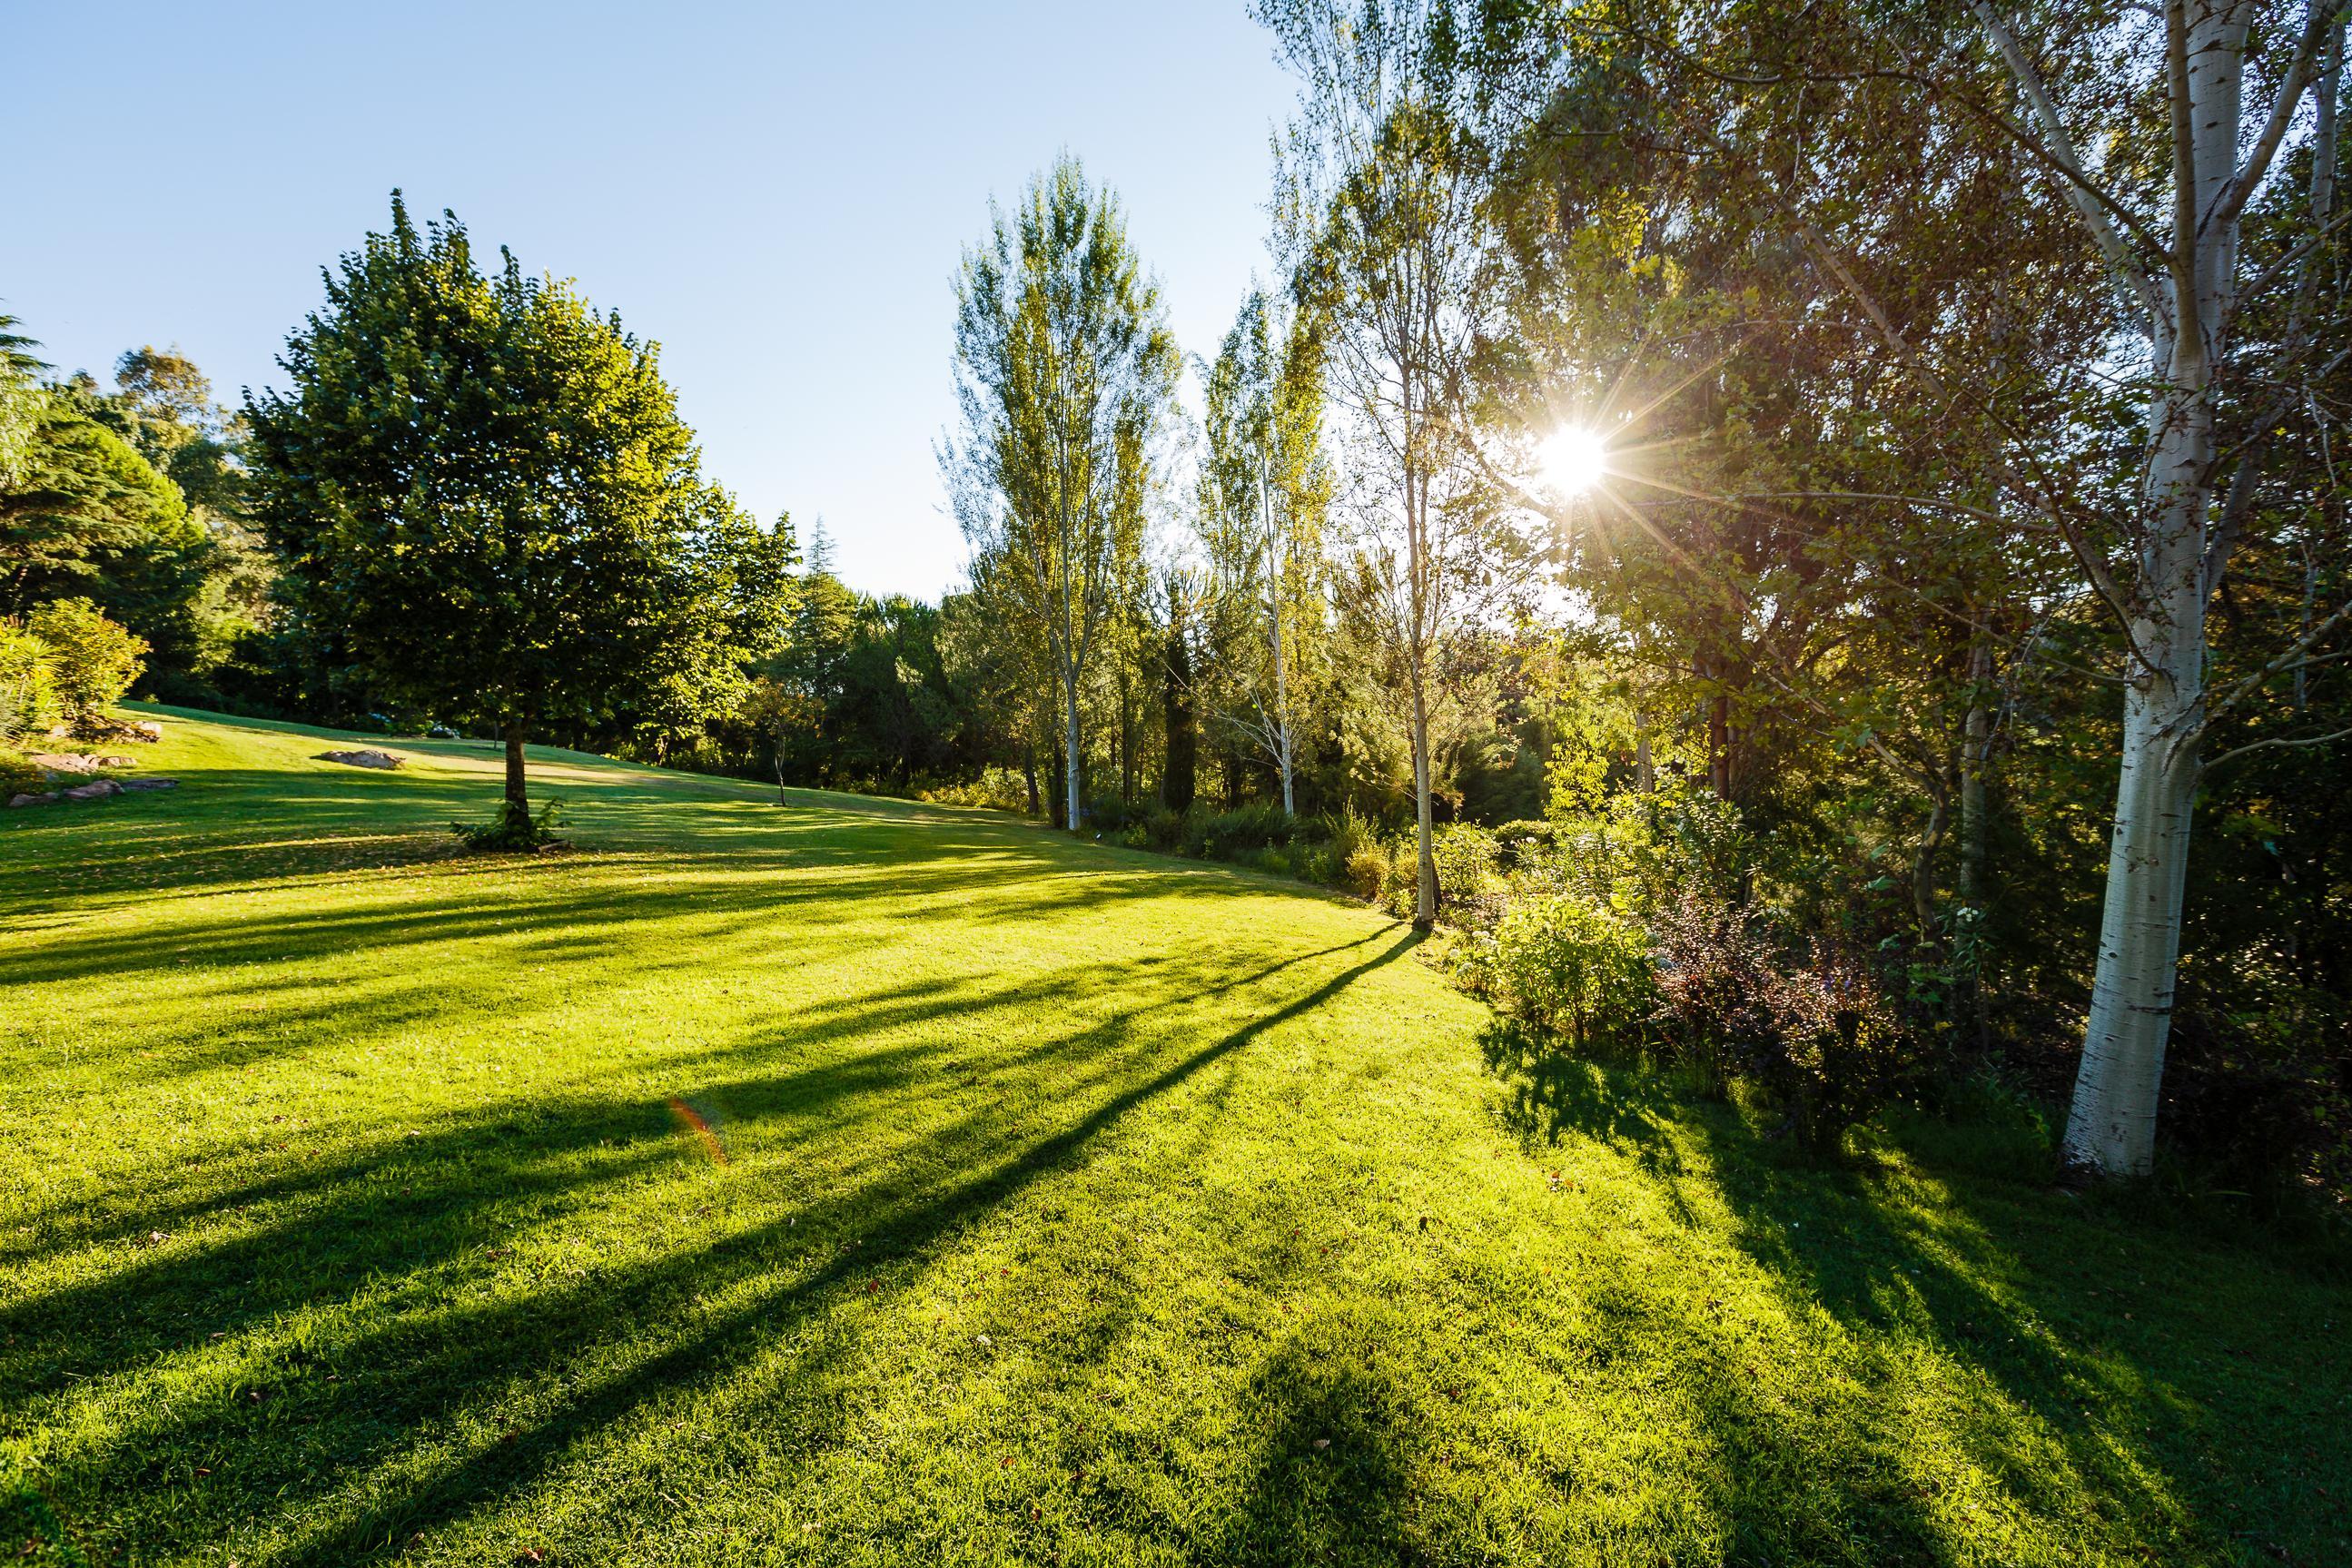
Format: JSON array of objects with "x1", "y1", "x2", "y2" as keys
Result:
[{"x1": 1, "y1": 705, "x2": 2344, "y2": 1567}]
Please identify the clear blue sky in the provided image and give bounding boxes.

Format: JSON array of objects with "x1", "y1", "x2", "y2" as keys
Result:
[{"x1": 1, "y1": 2, "x2": 1297, "y2": 600}]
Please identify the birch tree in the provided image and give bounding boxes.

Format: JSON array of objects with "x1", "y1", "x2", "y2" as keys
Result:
[
  {"x1": 1463, "y1": 0, "x2": 2348, "y2": 1177},
  {"x1": 1959, "y1": 0, "x2": 2349, "y2": 1177},
  {"x1": 1262, "y1": 0, "x2": 1507, "y2": 925},
  {"x1": 945, "y1": 157, "x2": 1179, "y2": 834}
]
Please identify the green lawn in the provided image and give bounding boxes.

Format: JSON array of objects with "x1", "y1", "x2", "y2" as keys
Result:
[{"x1": 2, "y1": 707, "x2": 2344, "y2": 1567}]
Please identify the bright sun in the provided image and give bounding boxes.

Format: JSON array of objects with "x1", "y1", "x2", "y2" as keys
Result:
[{"x1": 1537, "y1": 426, "x2": 1609, "y2": 496}]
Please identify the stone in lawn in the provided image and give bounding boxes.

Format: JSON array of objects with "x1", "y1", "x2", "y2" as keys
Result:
[
  {"x1": 119, "y1": 778, "x2": 180, "y2": 792},
  {"x1": 131, "y1": 722, "x2": 163, "y2": 741},
  {"x1": 62, "y1": 779, "x2": 122, "y2": 801},
  {"x1": 317, "y1": 749, "x2": 405, "y2": 770},
  {"x1": 7, "y1": 791, "x2": 61, "y2": 808}
]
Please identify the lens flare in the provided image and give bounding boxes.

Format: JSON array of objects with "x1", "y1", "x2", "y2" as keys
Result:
[{"x1": 667, "y1": 1096, "x2": 728, "y2": 1165}]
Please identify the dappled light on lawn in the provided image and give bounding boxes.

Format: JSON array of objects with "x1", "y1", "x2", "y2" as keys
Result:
[{"x1": 0, "y1": 711, "x2": 2342, "y2": 1566}]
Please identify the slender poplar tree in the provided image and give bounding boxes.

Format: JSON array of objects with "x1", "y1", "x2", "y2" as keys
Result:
[{"x1": 944, "y1": 157, "x2": 1180, "y2": 834}]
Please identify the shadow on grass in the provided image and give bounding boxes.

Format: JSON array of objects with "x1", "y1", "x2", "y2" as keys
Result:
[
  {"x1": 1206, "y1": 1341, "x2": 1426, "y2": 1565},
  {"x1": 1479, "y1": 1020, "x2": 2350, "y2": 1564},
  {"x1": 3, "y1": 925, "x2": 1417, "y2": 1564}
]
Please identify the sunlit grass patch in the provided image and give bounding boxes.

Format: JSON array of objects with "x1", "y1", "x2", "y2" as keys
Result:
[{"x1": 0, "y1": 707, "x2": 2344, "y2": 1566}]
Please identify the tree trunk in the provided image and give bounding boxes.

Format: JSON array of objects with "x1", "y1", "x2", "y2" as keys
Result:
[
  {"x1": 1634, "y1": 710, "x2": 1655, "y2": 794},
  {"x1": 2064, "y1": 669, "x2": 2202, "y2": 1178},
  {"x1": 1023, "y1": 745, "x2": 1041, "y2": 818},
  {"x1": 1162, "y1": 622, "x2": 1196, "y2": 813},
  {"x1": 1912, "y1": 794, "x2": 1952, "y2": 951},
  {"x1": 1062, "y1": 674, "x2": 1083, "y2": 835},
  {"x1": 1959, "y1": 641, "x2": 1992, "y2": 906},
  {"x1": 2064, "y1": 373, "x2": 2213, "y2": 1178},
  {"x1": 1958, "y1": 639, "x2": 1995, "y2": 1047},
  {"x1": 1410, "y1": 671, "x2": 1437, "y2": 929},
  {"x1": 503, "y1": 722, "x2": 529, "y2": 826}
]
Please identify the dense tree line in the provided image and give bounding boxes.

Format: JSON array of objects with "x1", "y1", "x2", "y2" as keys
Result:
[{"x1": 6, "y1": 0, "x2": 2344, "y2": 1197}]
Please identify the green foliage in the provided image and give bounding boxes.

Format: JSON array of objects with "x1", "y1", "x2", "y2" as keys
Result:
[
  {"x1": 0, "y1": 312, "x2": 46, "y2": 492},
  {"x1": 245, "y1": 194, "x2": 793, "y2": 820},
  {"x1": 1467, "y1": 894, "x2": 1656, "y2": 1050},
  {"x1": 450, "y1": 796, "x2": 568, "y2": 853},
  {"x1": 0, "y1": 749, "x2": 48, "y2": 797},
  {"x1": 1430, "y1": 822, "x2": 1502, "y2": 917},
  {"x1": 0, "y1": 620, "x2": 58, "y2": 742},
  {"x1": 7, "y1": 706, "x2": 2346, "y2": 1566},
  {"x1": 26, "y1": 598, "x2": 145, "y2": 727},
  {"x1": 915, "y1": 767, "x2": 1032, "y2": 814},
  {"x1": 1194, "y1": 287, "x2": 1332, "y2": 794},
  {"x1": 1184, "y1": 799, "x2": 1300, "y2": 860},
  {"x1": 746, "y1": 566, "x2": 985, "y2": 792},
  {"x1": 946, "y1": 156, "x2": 1180, "y2": 833},
  {"x1": 0, "y1": 378, "x2": 220, "y2": 670}
]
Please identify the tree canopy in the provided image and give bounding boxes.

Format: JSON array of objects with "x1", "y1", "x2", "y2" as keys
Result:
[{"x1": 243, "y1": 195, "x2": 797, "y2": 827}]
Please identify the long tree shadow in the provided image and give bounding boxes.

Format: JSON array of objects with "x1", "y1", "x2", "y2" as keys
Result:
[
  {"x1": 6, "y1": 926, "x2": 1416, "y2": 1565},
  {"x1": 1479, "y1": 1025, "x2": 2352, "y2": 1563}
]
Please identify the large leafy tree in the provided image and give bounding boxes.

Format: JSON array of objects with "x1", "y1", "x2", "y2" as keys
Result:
[
  {"x1": 945, "y1": 156, "x2": 1180, "y2": 834},
  {"x1": 246, "y1": 195, "x2": 790, "y2": 829},
  {"x1": 0, "y1": 329, "x2": 220, "y2": 674}
]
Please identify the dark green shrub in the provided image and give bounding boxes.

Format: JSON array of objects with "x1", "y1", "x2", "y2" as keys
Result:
[
  {"x1": 1191, "y1": 801, "x2": 1297, "y2": 861},
  {"x1": 1493, "y1": 819, "x2": 1558, "y2": 870},
  {"x1": 142, "y1": 668, "x2": 229, "y2": 711}
]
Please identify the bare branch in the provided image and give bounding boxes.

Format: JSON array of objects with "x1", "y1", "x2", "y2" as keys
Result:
[
  {"x1": 2203, "y1": 724, "x2": 2352, "y2": 770},
  {"x1": 1972, "y1": 2, "x2": 2171, "y2": 334},
  {"x1": 2210, "y1": 1, "x2": 2351, "y2": 234},
  {"x1": 2195, "y1": 593, "x2": 2352, "y2": 730}
]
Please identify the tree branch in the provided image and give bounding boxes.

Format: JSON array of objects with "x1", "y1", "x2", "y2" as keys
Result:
[
  {"x1": 2210, "y1": 0, "x2": 2352, "y2": 235},
  {"x1": 1972, "y1": 2, "x2": 2172, "y2": 335},
  {"x1": 2203, "y1": 724, "x2": 2352, "y2": 770}
]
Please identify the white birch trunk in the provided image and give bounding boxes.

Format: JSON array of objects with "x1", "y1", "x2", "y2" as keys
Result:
[
  {"x1": 2065, "y1": 368, "x2": 2213, "y2": 1173},
  {"x1": 1410, "y1": 669, "x2": 1437, "y2": 927},
  {"x1": 2060, "y1": 0, "x2": 2240, "y2": 1177}
]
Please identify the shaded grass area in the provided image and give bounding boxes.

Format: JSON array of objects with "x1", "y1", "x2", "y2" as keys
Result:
[{"x1": 1, "y1": 706, "x2": 2345, "y2": 1566}]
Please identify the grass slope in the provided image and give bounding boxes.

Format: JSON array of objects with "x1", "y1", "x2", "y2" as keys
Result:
[{"x1": 1, "y1": 706, "x2": 2344, "y2": 1567}]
